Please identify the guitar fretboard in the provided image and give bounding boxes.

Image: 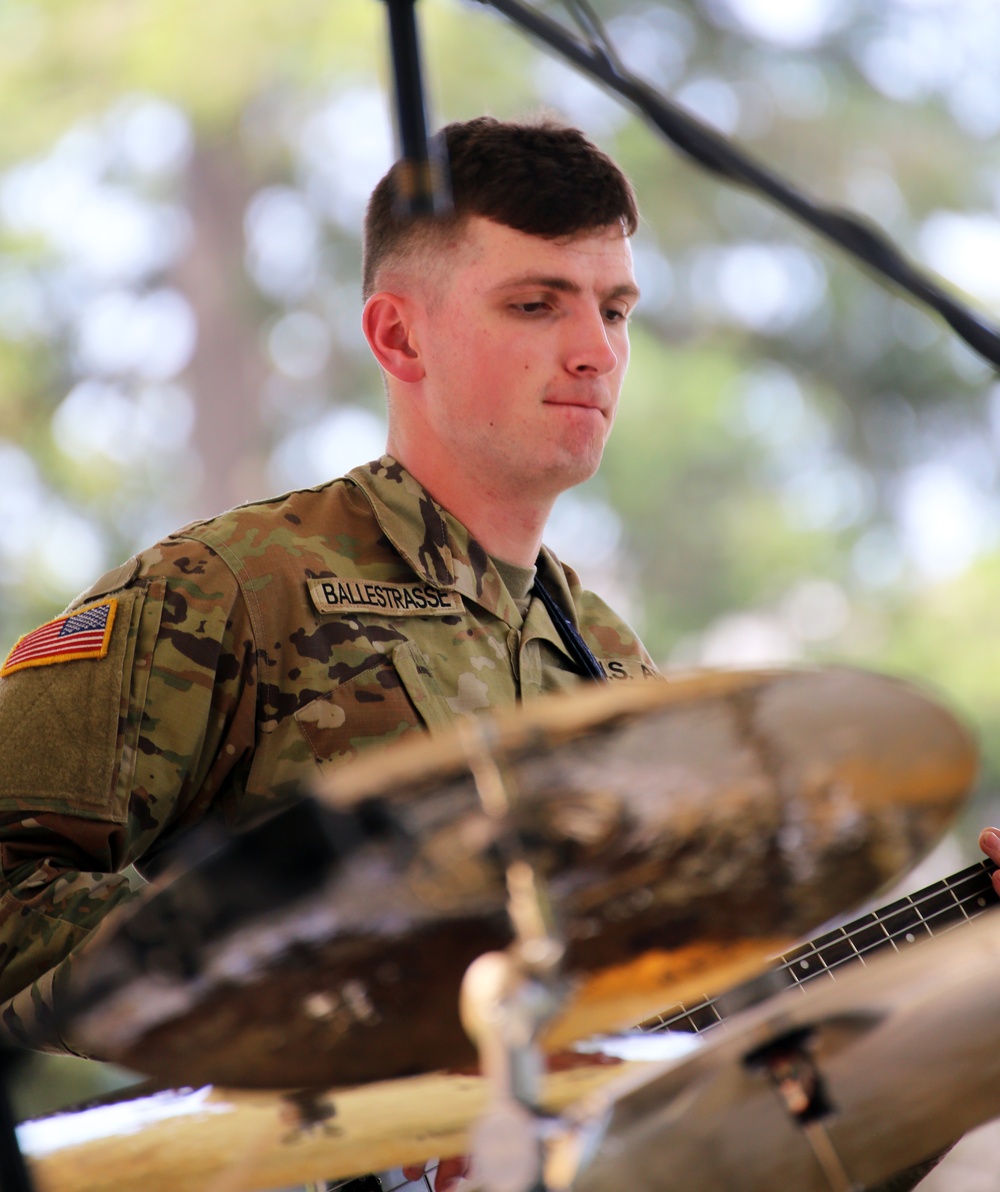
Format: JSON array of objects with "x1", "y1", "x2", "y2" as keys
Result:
[{"x1": 640, "y1": 858, "x2": 999, "y2": 1038}]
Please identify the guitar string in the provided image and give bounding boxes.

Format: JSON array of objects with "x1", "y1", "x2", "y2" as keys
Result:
[
  {"x1": 774, "y1": 862, "x2": 995, "y2": 966},
  {"x1": 646, "y1": 859, "x2": 999, "y2": 1035},
  {"x1": 648, "y1": 879, "x2": 990, "y2": 1035},
  {"x1": 774, "y1": 859, "x2": 998, "y2": 973},
  {"x1": 657, "y1": 869, "x2": 996, "y2": 1032}
]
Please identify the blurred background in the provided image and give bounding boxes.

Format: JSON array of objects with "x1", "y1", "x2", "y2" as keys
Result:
[{"x1": 3, "y1": 0, "x2": 1000, "y2": 1183}]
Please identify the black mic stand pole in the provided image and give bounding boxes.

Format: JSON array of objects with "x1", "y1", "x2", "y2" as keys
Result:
[
  {"x1": 471, "y1": 0, "x2": 1000, "y2": 372},
  {"x1": 380, "y1": 0, "x2": 452, "y2": 218}
]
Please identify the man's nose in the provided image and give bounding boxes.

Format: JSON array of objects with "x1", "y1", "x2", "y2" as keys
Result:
[{"x1": 564, "y1": 308, "x2": 620, "y2": 376}]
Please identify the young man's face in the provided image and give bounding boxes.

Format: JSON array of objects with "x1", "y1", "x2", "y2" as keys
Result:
[{"x1": 406, "y1": 215, "x2": 639, "y2": 503}]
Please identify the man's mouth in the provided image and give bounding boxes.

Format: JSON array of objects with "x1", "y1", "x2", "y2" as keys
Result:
[{"x1": 544, "y1": 396, "x2": 607, "y2": 413}]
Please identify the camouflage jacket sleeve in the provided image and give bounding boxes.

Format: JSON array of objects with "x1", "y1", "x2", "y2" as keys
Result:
[{"x1": 0, "y1": 538, "x2": 258, "y2": 1050}]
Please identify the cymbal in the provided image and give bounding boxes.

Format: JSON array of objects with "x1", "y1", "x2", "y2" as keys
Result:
[
  {"x1": 66, "y1": 667, "x2": 975, "y2": 1090},
  {"x1": 21, "y1": 1053, "x2": 637, "y2": 1192},
  {"x1": 568, "y1": 904, "x2": 1000, "y2": 1192}
]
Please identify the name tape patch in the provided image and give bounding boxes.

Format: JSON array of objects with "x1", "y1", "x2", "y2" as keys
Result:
[
  {"x1": 1, "y1": 598, "x2": 117, "y2": 678},
  {"x1": 308, "y1": 578, "x2": 463, "y2": 618}
]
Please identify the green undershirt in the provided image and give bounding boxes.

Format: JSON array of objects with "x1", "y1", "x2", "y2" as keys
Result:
[{"x1": 490, "y1": 554, "x2": 537, "y2": 616}]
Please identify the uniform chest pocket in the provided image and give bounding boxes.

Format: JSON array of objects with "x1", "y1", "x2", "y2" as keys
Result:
[{"x1": 294, "y1": 641, "x2": 452, "y2": 763}]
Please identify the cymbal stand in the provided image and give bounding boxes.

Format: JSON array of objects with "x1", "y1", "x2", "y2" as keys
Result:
[
  {"x1": 458, "y1": 721, "x2": 566, "y2": 1192},
  {"x1": 0, "y1": 1046, "x2": 34, "y2": 1192},
  {"x1": 746, "y1": 1029, "x2": 861, "y2": 1192}
]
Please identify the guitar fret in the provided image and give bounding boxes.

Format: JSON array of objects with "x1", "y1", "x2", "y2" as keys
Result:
[
  {"x1": 659, "y1": 1010, "x2": 699, "y2": 1034},
  {"x1": 686, "y1": 1001, "x2": 726, "y2": 1033},
  {"x1": 782, "y1": 941, "x2": 815, "y2": 983},
  {"x1": 644, "y1": 1000, "x2": 691, "y2": 1032},
  {"x1": 915, "y1": 886, "x2": 968, "y2": 932},
  {"x1": 782, "y1": 930, "x2": 842, "y2": 986},
  {"x1": 950, "y1": 868, "x2": 996, "y2": 915},
  {"x1": 814, "y1": 927, "x2": 863, "y2": 969},
  {"x1": 846, "y1": 912, "x2": 895, "y2": 957},
  {"x1": 643, "y1": 997, "x2": 721, "y2": 1035},
  {"x1": 878, "y1": 898, "x2": 931, "y2": 946}
]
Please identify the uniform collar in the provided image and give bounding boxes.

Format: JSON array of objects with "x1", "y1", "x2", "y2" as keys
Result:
[
  {"x1": 535, "y1": 544, "x2": 580, "y2": 627},
  {"x1": 348, "y1": 456, "x2": 525, "y2": 628}
]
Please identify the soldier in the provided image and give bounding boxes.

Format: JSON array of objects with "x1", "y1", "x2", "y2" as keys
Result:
[
  {"x1": 0, "y1": 116, "x2": 656, "y2": 1189},
  {"x1": 3, "y1": 117, "x2": 996, "y2": 1192}
]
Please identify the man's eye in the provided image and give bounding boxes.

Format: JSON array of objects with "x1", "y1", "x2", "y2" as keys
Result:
[
  {"x1": 605, "y1": 308, "x2": 629, "y2": 323},
  {"x1": 512, "y1": 301, "x2": 551, "y2": 314}
]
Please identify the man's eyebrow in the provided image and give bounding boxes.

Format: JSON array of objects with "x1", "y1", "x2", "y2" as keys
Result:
[
  {"x1": 492, "y1": 274, "x2": 641, "y2": 302},
  {"x1": 607, "y1": 282, "x2": 642, "y2": 302}
]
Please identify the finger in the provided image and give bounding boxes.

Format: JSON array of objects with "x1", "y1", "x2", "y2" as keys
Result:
[
  {"x1": 978, "y1": 826, "x2": 1000, "y2": 861},
  {"x1": 402, "y1": 1164, "x2": 428, "y2": 1180},
  {"x1": 434, "y1": 1154, "x2": 471, "y2": 1191},
  {"x1": 978, "y1": 827, "x2": 1000, "y2": 896}
]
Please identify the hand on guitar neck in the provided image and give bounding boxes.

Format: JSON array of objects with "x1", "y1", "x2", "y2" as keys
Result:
[{"x1": 978, "y1": 826, "x2": 1000, "y2": 892}]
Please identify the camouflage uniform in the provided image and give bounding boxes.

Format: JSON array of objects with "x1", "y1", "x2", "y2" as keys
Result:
[{"x1": 0, "y1": 456, "x2": 656, "y2": 1049}]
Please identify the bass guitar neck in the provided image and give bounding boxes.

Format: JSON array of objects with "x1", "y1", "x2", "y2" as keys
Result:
[{"x1": 641, "y1": 857, "x2": 1000, "y2": 1037}]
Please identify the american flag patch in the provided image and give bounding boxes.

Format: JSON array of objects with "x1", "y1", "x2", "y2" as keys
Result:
[{"x1": 1, "y1": 599, "x2": 118, "y2": 678}]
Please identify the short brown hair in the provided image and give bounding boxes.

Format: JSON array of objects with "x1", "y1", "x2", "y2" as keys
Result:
[{"x1": 362, "y1": 116, "x2": 639, "y2": 299}]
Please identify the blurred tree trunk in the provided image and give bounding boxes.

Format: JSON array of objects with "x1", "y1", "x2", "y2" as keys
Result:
[{"x1": 173, "y1": 139, "x2": 268, "y2": 518}]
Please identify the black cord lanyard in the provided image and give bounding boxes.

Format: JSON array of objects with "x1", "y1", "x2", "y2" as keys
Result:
[{"x1": 531, "y1": 576, "x2": 607, "y2": 682}]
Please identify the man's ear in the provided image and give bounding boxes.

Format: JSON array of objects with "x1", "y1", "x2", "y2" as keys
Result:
[{"x1": 362, "y1": 292, "x2": 425, "y2": 384}]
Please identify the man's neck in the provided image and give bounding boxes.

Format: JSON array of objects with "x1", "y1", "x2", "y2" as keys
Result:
[{"x1": 389, "y1": 448, "x2": 553, "y2": 568}]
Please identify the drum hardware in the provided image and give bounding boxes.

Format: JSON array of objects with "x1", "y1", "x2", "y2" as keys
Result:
[
  {"x1": 0, "y1": 1046, "x2": 34, "y2": 1192},
  {"x1": 744, "y1": 1027, "x2": 862, "y2": 1192},
  {"x1": 282, "y1": 1088, "x2": 339, "y2": 1141},
  {"x1": 458, "y1": 718, "x2": 567, "y2": 1192}
]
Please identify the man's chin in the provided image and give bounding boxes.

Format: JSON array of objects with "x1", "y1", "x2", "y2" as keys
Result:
[{"x1": 536, "y1": 449, "x2": 604, "y2": 493}]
